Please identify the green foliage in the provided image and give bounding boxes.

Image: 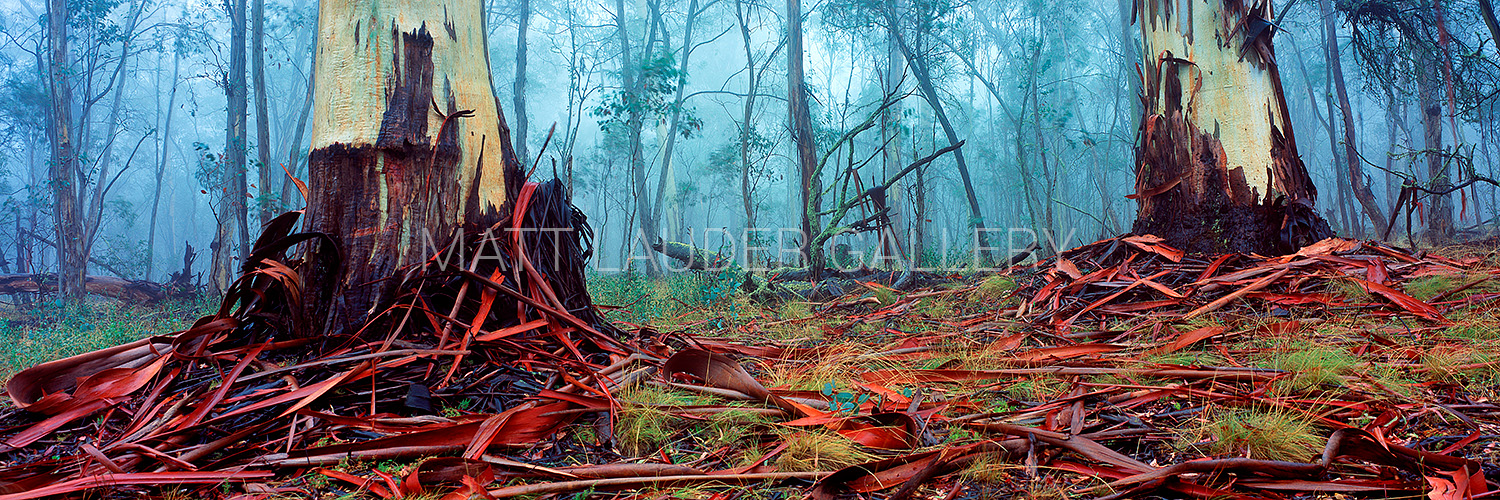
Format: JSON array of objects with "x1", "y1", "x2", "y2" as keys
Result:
[
  {"x1": 1443, "y1": 312, "x2": 1500, "y2": 340},
  {"x1": 614, "y1": 386, "x2": 713, "y2": 456},
  {"x1": 592, "y1": 51, "x2": 700, "y2": 137},
  {"x1": 773, "y1": 430, "x2": 873, "y2": 472},
  {"x1": 706, "y1": 130, "x2": 781, "y2": 192},
  {"x1": 701, "y1": 409, "x2": 771, "y2": 449},
  {"x1": 588, "y1": 270, "x2": 743, "y2": 325},
  {"x1": 0, "y1": 297, "x2": 213, "y2": 382},
  {"x1": 1327, "y1": 278, "x2": 1373, "y2": 303}
]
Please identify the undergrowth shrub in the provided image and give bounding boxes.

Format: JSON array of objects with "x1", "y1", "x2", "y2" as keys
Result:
[
  {"x1": 0, "y1": 296, "x2": 213, "y2": 382},
  {"x1": 588, "y1": 269, "x2": 743, "y2": 324}
]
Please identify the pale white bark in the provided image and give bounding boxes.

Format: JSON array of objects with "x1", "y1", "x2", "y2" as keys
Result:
[
  {"x1": 310, "y1": 0, "x2": 509, "y2": 214},
  {"x1": 1141, "y1": 0, "x2": 1281, "y2": 200}
]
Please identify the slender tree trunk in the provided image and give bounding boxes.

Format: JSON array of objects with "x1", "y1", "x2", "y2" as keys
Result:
[
  {"x1": 1133, "y1": 0, "x2": 1330, "y2": 254},
  {"x1": 787, "y1": 0, "x2": 821, "y2": 273},
  {"x1": 81, "y1": 1, "x2": 144, "y2": 276},
  {"x1": 147, "y1": 50, "x2": 181, "y2": 281},
  {"x1": 1302, "y1": 37, "x2": 1354, "y2": 235},
  {"x1": 734, "y1": 0, "x2": 758, "y2": 234},
  {"x1": 46, "y1": 0, "x2": 85, "y2": 300},
  {"x1": 513, "y1": 0, "x2": 531, "y2": 165},
  {"x1": 212, "y1": 0, "x2": 249, "y2": 294},
  {"x1": 253, "y1": 0, "x2": 274, "y2": 225},
  {"x1": 281, "y1": 70, "x2": 314, "y2": 209},
  {"x1": 279, "y1": 9, "x2": 318, "y2": 209},
  {"x1": 913, "y1": 154, "x2": 926, "y2": 263},
  {"x1": 616, "y1": 0, "x2": 659, "y2": 275},
  {"x1": 888, "y1": 26, "x2": 990, "y2": 262},
  {"x1": 1286, "y1": 39, "x2": 1355, "y2": 235},
  {"x1": 1417, "y1": 52, "x2": 1448, "y2": 242},
  {"x1": 303, "y1": 0, "x2": 517, "y2": 334},
  {"x1": 1482, "y1": 0, "x2": 1500, "y2": 57},
  {"x1": 650, "y1": 0, "x2": 701, "y2": 239},
  {"x1": 880, "y1": 33, "x2": 904, "y2": 264},
  {"x1": 1321, "y1": 0, "x2": 1388, "y2": 236}
]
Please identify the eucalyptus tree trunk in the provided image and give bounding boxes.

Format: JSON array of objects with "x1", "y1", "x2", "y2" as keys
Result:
[
  {"x1": 650, "y1": 0, "x2": 701, "y2": 240},
  {"x1": 253, "y1": 0, "x2": 274, "y2": 225},
  {"x1": 513, "y1": 0, "x2": 531, "y2": 165},
  {"x1": 734, "y1": 0, "x2": 759, "y2": 232},
  {"x1": 46, "y1": 0, "x2": 85, "y2": 300},
  {"x1": 146, "y1": 49, "x2": 181, "y2": 281},
  {"x1": 1414, "y1": 5, "x2": 1450, "y2": 242},
  {"x1": 1133, "y1": 0, "x2": 1330, "y2": 255},
  {"x1": 1320, "y1": 0, "x2": 1388, "y2": 237},
  {"x1": 615, "y1": 0, "x2": 661, "y2": 275},
  {"x1": 303, "y1": 0, "x2": 516, "y2": 333},
  {"x1": 83, "y1": 0, "x2": 144, "y2": 278},
  {"x1": 879, "y1": 33, "x2": 903, "y2": 264},
  {"x1": 888, "y1": 24, "x2": 990, "y2": 262},
  {"x1": 212, "y1": 0, "x2": 249, "y2": 295},
  {"x1": 787, "y1": 0, "x2": 822, "y2": 273}
]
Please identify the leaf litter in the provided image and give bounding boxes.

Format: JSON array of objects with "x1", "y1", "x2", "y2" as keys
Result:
[{"x1": 2, "y1": 194, "x2": 1500, "y2": 499}]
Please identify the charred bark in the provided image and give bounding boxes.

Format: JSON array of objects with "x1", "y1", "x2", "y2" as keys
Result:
[
  {"x1": 302, "y1": 3, "x2": 515, "y2": 336},
  {"x1": 1133, "y1": 0, "x2": 1331, "y2": 255}
]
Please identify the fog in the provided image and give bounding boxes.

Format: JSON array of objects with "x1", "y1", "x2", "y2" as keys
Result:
[{"x1": 1, "y1": 0, "x2": 1496, "y2": 286}]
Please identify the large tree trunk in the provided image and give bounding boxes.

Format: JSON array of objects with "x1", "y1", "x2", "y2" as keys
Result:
[
  {"x1": 46, "y1": 0, "x2": 85, "y2": 300},
  {"x1": 787, "y1": 0, "x2": 822, "y2": 274},
  {"x1": 302, "y1": 0, "x2": 516, "y2": 334},
  {"x1": 1133, "y1": 0, "x2": 1330, "y2": 255}
]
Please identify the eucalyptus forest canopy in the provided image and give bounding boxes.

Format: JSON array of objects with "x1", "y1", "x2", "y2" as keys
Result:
[{"x1": 2, "y1": 0, "x2": 1498, "y2": 289}]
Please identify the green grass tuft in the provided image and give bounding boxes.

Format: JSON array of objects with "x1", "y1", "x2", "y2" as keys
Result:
[
  {"x1": 1178, "y1": 406, "x2": 1323, "y2": 462},
  {"x1": 1260, "y1": 343, "x2": 1359, "y2": 393},
  {"x1": 974, "y1": 275, "x2": 1018, "y2": 302}
]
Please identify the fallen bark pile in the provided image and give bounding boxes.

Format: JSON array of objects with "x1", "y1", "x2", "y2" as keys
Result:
[
  {"x1": 0, "y1": 230, "x2": 1495, "y2": 499},
  {"x1": 1007, "y1": 234, "x2": 1471, "y2": 329}
]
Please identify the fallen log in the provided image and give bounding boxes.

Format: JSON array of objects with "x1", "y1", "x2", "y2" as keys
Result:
[
  {"x1": 0, "y1": 274, "x2": 181, "y2": 302},
  {"x1": 650, "y1": 238, "x2": 730, "y2": 271}
]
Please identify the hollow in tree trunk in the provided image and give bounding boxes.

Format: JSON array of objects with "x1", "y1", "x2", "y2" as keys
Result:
[{"x1": 1133, "y1": 0, "x2": 1331, "y2": 255}]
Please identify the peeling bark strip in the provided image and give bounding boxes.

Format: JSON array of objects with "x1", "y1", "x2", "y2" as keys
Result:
[
  {"x1": 303, "y1": 0, "x2": 515, "y2": 335},
  {"x1": 1133, "y1": 0, "x2": 1329, "y2": 255}
]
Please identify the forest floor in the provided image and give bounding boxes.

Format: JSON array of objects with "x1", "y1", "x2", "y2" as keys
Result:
[{"x1": 3, "y1": 237, "x2": 1500, "y2": 499}]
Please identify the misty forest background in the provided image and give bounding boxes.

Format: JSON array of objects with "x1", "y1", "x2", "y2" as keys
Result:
[{"x1": 0, "y1": 0, "x2": 1496, "y2": 293}]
